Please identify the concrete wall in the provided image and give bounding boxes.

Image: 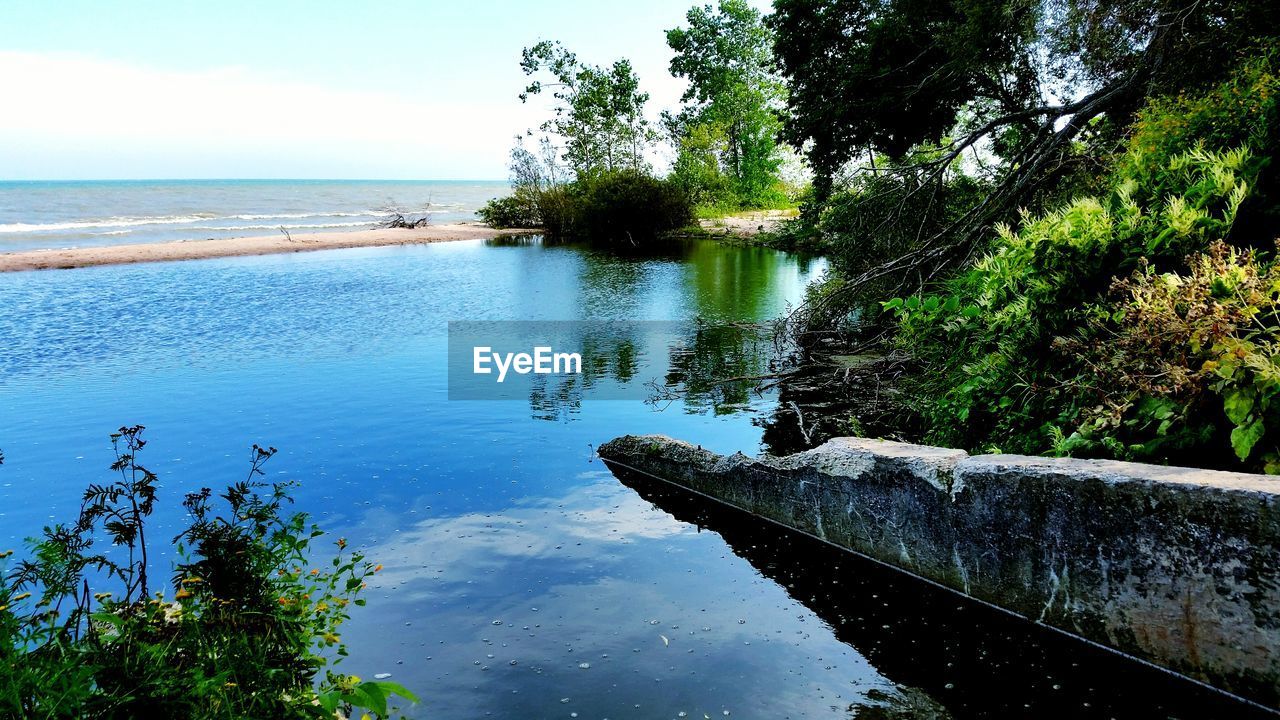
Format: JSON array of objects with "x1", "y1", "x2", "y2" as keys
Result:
[{"x1": 596, "y1": 434, "x2": 1280, "y2": 707}]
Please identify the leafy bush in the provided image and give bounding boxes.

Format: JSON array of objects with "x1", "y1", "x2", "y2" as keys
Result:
[
  {"x1": 881, "y1": 52, "x2": 1278, "y2": 467},
  {"x1": 886, "y1": 144, "x2": 1257, "y2": 458},
  {"x1": 565, "y1": 170, "x2": 694, "y2": 245},
  {"x1": 1063, "y1": 241, "x2": 1280, "y2": 470},
  {"x1": 0, "y1": 426, "x2": 416, "y2": 718},
  {"x1": 479, "y1": 170, "x2": 694, "y2": 245},
  {"x1": 477, "y1": 187, "x2": 540, "y2": 228}
]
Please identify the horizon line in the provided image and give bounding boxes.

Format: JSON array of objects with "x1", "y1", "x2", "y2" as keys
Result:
[{"x1": 0, "y1": 177, "x2": 511, "y2": 183}]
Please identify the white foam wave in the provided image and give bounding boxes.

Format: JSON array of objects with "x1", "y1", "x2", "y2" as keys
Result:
[
  {"x1": 0, "y1": 215, "x2": 220, "y2": 233},
  {"x1": 186, "y1": 221, "x2": 376, "y2": 232}
]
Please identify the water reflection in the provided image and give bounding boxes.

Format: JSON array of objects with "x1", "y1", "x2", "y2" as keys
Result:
[
  {"x1": 607, "y1": 462, "x2": 1275, "y2": 720},
  {"x1": 346, "y1": 473, "x2": 918, "y2": 719}
]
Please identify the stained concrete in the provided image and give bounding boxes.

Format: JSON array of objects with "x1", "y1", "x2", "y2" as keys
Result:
[{"x1": 597, "y1": 434, "x2": 1280, "y2": 707}]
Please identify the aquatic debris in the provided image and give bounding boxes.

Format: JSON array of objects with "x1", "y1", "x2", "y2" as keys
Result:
[{"x1": 373, "y1": 673, "x2": 392, "y2": 679}]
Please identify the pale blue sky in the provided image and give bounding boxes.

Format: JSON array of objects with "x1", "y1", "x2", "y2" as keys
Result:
[{"x1": 0, "y1": 0, "x2": 770, "y2": 180}]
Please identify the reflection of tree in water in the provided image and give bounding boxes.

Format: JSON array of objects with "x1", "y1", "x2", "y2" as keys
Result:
[
  {"x1": 527, "y1": 334, "x2": 640, "y2": 420},
  {"x1": 657, "y1": 320, "x2": 777, "y2": 415}
]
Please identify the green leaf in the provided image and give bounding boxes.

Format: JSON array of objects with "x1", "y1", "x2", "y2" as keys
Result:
[
  {"x1": 369, "y1": 680, "x2": 420, "y2": 704},
  {"x1": 881, "y1": 297, "x2": 903, "y2": 310},
  {"x1": 317, "y1": 691, "x2": 341, "y2": 713},
  {"x1": 942, "y1": 295, "x2": 960, "y2": 313},
  {"x1": 1231, "y1": 417, "x2": 1265, "y2": 460},
  {"x1": 923, "y1": 296, "x2": 940, "y2": 312},
  {"x1": 352, "y1": 682, "x2": 389, "y2": 716},
  {"x1": 961, "y1": 305, "x2": 981, "y2": 318},
  {"x1": 91, "y1": 612, "x2": 125, "y2": 629},
  {"x1": 904, "y1": 296, "x2": 920, "y2": 311},
  {"x1": 1223, "y1": 388, "x2": 1255, "y2": 425}
]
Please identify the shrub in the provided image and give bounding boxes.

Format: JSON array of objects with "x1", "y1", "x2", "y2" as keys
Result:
[
  {"x1": 886, "y1": 144, "x2": 1257, "y2": 458},
  {"x1": 566, "y1": 170, "x2": 694, "y2": 245},
  {"x1": 0, "y1": 426, "x2": 416, "y2": 718},
  {"x1": 1062, "y1": 241, "x2": 1280, "y2": 471},
  {"x1": 477, "y1": 187, "x2": 541, "y2": 228}
]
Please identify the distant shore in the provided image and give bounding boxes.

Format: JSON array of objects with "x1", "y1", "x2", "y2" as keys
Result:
[{"x1": 0, "y1": 223, "x2": 533, "y2": 272}]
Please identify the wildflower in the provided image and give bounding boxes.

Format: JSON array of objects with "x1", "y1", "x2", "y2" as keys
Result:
[
  {"x1": 181, "y1": 576, "x2": 204, "y2": 585},
  {"x1": 322, "y1": 632, "x2": 341, "y2": 644},
  {"x1": 361, "y1": 714, "x2": 372, "y2": 720},
  {"x1": 374, "y1": 564, "x2": 383, "y2": 573},
  {"x1": 278, "y1": 597, "x2": 293, "y2": 606},
  {"x1": 315, "y1": 602, "x2": 329, "y2": 613},
  {"x1": 310, "y1": 569, "x2": 320, "y2": 576},
  {"x1": 0, "y1": 605, "x2": 7, "y2": 612},
  {"x1": 336, "y1": 538, "x2": 347, "y2": 550},
  {"x1": 224, "y1": 682, "x2": 238, "y2": 688},
  {"x1": 335, "y1": 598, "x2": 349, "y2": 608},
  {"x1": 174, "y1": 589, "x2": 193, "y2": 600},
  {"x1": 162, "y1": 602, "x2": 183, "y2": 624}
]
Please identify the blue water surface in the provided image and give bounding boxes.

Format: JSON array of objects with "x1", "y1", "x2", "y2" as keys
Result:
[{"x1": 0, "y1": 238, "x2": 919, "y2": 719}]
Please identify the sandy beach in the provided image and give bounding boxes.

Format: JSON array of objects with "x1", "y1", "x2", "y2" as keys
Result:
[{"x1": 0, "y1": 223, "x2": 533, "y2": 272}]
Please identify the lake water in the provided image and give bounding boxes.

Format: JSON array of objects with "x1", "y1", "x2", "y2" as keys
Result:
[
  {"x1": 0, "y1": 179, "x2": 508, "y2": 251},
  {"x1": 0, "y1": 237, "x2": 1263, "y2": 718}
]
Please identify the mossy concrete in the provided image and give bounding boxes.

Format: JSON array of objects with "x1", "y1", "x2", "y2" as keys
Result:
[{"x1": 597, "y1": 434, "x2": 1280, "y2": 707}]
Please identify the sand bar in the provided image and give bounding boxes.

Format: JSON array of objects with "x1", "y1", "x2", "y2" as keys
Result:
[{"x1": 0, "y1": 223, "x2": 535, "y2": 273}]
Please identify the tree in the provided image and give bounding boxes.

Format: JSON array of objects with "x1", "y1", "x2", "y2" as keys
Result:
[
  {"x1": 770, "y1": 0, "x2": 1280, "y2": 296},
  {"x1": 520, "y1": 40, "x2": 657, "y2": 177},
  {"x1": 667, "y1": 0, "x2": 788, "y2": 206}
]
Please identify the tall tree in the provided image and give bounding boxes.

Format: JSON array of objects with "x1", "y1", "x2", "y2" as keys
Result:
[
  {"x1": 520, "y1": 41, "x2": 657, "y2": 177},
  {"x1": 667, "y1": 0, "x2": 788, "y2": 205},
  {"x1": 770, "y1": 0, "x2": 1280, "y2": 290}
]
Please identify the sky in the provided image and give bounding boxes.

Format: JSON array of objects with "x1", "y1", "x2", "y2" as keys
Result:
[{"x1": 0, "y1": 0, "x2": 770, "y2": 180}]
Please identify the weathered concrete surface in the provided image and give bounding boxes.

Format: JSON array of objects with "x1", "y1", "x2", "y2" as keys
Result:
[{"x1": 597, "y1": 434, "x2": 1280, "y2": 707}]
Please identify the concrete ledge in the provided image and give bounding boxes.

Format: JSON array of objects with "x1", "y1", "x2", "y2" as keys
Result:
[{"x1": 597, "y1": 434, "x2": 1280, "y2": 707}]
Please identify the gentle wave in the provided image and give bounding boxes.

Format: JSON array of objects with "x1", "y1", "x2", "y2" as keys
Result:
[
  {"x1": 0, "y1": 215, "x2": 218, "y2": 233},
  {"x1": 0, "y1": 211, "x2": 415, "y2": 234},
  {"x1": 185, "y1": 221, "x2": 377, "y2": 232}
]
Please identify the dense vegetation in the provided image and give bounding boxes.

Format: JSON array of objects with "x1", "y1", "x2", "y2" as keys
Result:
[
  {"x1": 494, "y1": 0, "x2": 1280, "y2": 472},
  {"x1": 0, "y1": 427, "x2": 415, "y2": 718},
  {"x1": 479, "y1": 0, "x2": 799, "y2": 243},
  {"x1": 772, "y1": 0, "x2": 1280, "y2": 472}
]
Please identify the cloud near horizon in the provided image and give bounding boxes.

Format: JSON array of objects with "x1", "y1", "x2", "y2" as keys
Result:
[{"x1": 0, "y1": 51, "x2": 545, "y2": 179}]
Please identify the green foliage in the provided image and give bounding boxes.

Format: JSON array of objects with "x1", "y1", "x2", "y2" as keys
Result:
[
  {"x1": 882, "y1": 55, "x2": 1278, "y2": 466},
  {"x1": 1061, "y1": 241, "x2": 1280, "y2": 470},
  {"x1": 520, "y1": 41, "x2": 657, "y2": 176},
  {"x1": 666, "y1": 0, "x2": 788, "y2": 208},
  {"x1": 668, "y1": 122, "x2": 737, "y2": 208},
  {"x1": 789, "y1": 167, "x2": 988, "y2": 288},
  {"x1": 546, "y1": 170, "x2": 694, "y2": 246},
  {"x1": 478, "y1": 188, "x2": 541, "y2": 229},
  {"x1": 771, "y1": 0, "x2": 1038, "y2": 181},
  {"x1": 0, "y1": 427, "x2": 416, "y2": 718}
]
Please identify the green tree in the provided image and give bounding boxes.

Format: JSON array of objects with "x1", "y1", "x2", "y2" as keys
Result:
[
  {"x1": 520, "y1": 40, "x2": 657, "y2": 176},
  {"x1": 666, "y1": 0, "x2": 788, "y2": 207},
  {"x1": 770, "y1": 0, "x2": 1279, "y2": 296}
]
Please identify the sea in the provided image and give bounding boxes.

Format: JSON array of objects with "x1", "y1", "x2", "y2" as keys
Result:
[{"x1": 0, "y1": 179, "x2": 509, "y2": 252}]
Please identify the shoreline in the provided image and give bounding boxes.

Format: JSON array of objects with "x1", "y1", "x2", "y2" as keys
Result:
[{"x1": 0, "y1": 223, "x2": 535, "y2": 273}]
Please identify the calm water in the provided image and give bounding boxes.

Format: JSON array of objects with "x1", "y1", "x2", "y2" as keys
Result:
[
  {"x1": 0, "y1": 179, "x2": 509, "y2": 251},
  {"x1": 0, "y1": 238, "x2": 1262, "y2": 718}
]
